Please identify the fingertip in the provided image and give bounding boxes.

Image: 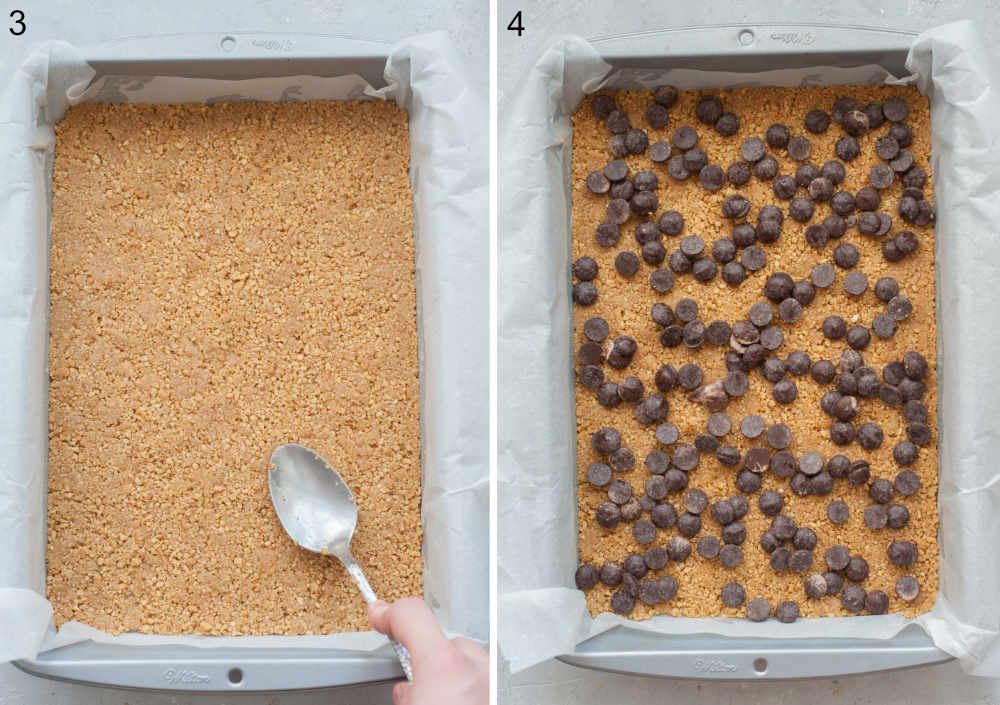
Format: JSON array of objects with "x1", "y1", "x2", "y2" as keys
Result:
[
  {"x1": 368, "y1": 600, "x2": 390, "y2": 632},
  {"x1": 392, "y1": 680, "x2": 411, "y2": 705}
]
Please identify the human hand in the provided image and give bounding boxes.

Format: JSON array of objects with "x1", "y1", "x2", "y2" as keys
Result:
[{"x1": 368, "y1": 598, "x2": 488, "y2": 705}]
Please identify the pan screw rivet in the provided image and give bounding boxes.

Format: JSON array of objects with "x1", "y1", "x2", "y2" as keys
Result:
[
  {"x1": 739, "y1": 30, "x2": 755, "y2": 47},
  {"x1": 221, "y1": 36, "x2": 236, "y2": 52}
]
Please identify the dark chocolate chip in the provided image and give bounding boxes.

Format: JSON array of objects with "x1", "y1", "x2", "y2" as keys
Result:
[
  {"x1": 883, "y1": 97, "x2": 909, "y2": 122},
  {"x1": 896, "y1": 576, "x2": 920, "y2": 601},
  {"x1": 863, "y1": 102, "x2": 886, "y2": 129},
  {"x1": 889, "y1": 123, "x2": 913, "y2": 147},
  {"x1": 788, "y1": 549, "x2": 813, "y2": 573},
  {"x1": 894, "y1": 469, "x2": 921, "y2": 497},
  {"x1": 706, "y1": 320, "x2": 733, "y2": 346},
  {"x1": 760, "y1": 531, "x2": 780, "y2": 553},
  {"x1": 727, "y1": 160, "x2": 752, "y2": 186},
  {"x1": 848, "y1": 460, "x2": 871, "y2": 486},
  {"x1": 578, "y1": 365, "x2": 604, "y2": 388},
  {"x1": 667, "y1": 535, "x2": 692, "y2": 562},
  {"x1": 740, "y1": 246, "x2": 766, "y2": 272},
  {"x1": 735, "y1": 469, "x2": 762, "y2": 494},
  {"x1": 722, "y1": 194, "x2": 751, "y2": 220},
  {"x1": 787, "y1": 135, "x2": 812, "y2": 161},
  {"x1": 765, "y1": 123, "x2": 790, "y2": 148},
  {"x1": 804, "y1": 109, "x2": 830, "y2": 134},
  {"x1": 595, "y1": 501, "x2": 621, "y2": 528},
  {"x1": 804, "y1": 223, "x2": 830, "y2": 248},
  {"x1": 864, "y1": 504, "x2": 888, "y2": 530},
  {"x1": 696, "y1": 96, "x2": 723, "y2": 125},
  {"x1": 835, "y1": 135, "x2": 860, "y2": 161},
  {"x1": 607, "y1": 478, "x2": 633, "y2": 505},
  {"x1": 789, "y1": 196, "x2": 814, "y2": 222},
  {"x1": 770, "y1": 547, "x2": 791, "y2": 572},
  {"x1": 833, "y1": 242, "x2": 859, "y2": 269},
  {"x1": 607, "y1": 109, "x2": 631, "y2": 135},
  {"x1": 651, "y1": 502, "x2": 679, "y2": 530},
  {"x1": 650, "y1": 268, "x2": 675, "y2": 293},
  {"x1": 808, "y1": 176, "x2": 834, "y2": 202},
  {"x1": 721, "y1": 581, "x2": 746, "y2": 607},
  {"x1": 643, "y1": 449, "x2": 670, "y2": 477},
  {"x1": 754, "y1": 155, "x2": 779, "y2": 180},
  {"x1": 888, "y1": 540, "x2": 918, "y2": 567},
  {"x1": 714, "y1": 111, "x2": 739, "y2": 135},
  {"x1": 841, "y1": 584, "x2": 866, "y2": 613},
  {"x1": 827, "y1": 500, "x2": 850, "y2": 524},
  {"x1": 719, "y1": 544, "x2": 743, "y2": 568},
  {"x1": 632, "y1": 518, "x2": 657, "y2": 544},
  {"x1": 597, "y1": 382, "x2": 621, "y2": 407},
  {"x1": 645, "y1": 102, "x2": 670, "y2": 129},
  {"x1": 842, "y1": 109, "x2": 870, "y2": 137},
  {"x1": 610, "y1": 588, "x2": 635, "y2": 615},
  {"x1": 831, "y1": 190, "x2": 856, "y2": 216},
  {"x1": 893, "y1": 440, "x2": 919, "y2": 467},
  {"x1": 772, "y1": 379, "x2": 798, "y2": 404},
  {"x1": 766, "y1": 423, "x2": 792, "y2": 450},
  {"x1": 887, "y1": 295, "x2": 913, "y2": 322}
]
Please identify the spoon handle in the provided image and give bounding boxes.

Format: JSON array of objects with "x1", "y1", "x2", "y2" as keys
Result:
[{"x1": 342, "y1": 554, "x2": 414, "y2": 681}]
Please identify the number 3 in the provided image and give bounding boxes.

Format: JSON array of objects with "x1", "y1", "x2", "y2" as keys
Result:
[{"x1": 9, "y1": 9, "x2": 25, "y2": 36}]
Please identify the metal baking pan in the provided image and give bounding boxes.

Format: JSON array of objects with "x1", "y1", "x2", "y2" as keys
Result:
[
  {"x1": 13, "y1": 32, "x2": 411, "y2": 694},
  {"x1": 556, "y1": 23, "x2": 952, "y2": 680}
]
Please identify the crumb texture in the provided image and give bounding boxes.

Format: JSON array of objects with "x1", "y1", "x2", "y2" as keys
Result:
[
  {"x1": 573, "y1": 85, "x2": 937, "y2": 620},
  {"x1": 48, "y1": 100, "x2": 421, "y2": 635}
]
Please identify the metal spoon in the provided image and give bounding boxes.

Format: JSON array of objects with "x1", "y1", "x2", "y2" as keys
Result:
[{"x1": 268, "y1": 443, "x2": 413, "y2": 681}]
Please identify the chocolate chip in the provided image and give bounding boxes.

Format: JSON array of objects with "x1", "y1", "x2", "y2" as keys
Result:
[
  {"x1": 596, "y1": 382, "x2": 621, "y2": 408},
  {"x1": 650, "y1": 503, "x2": 679, "y2": 531},
  {"x1": 847, "y1": 325, "x2": 871, "y2": 351},
  {"x1": 692, "y1": 95, "x2": 721, "y2": 124},
  {"x1": 760, "y1": 531, "x2": 780, "y2": 553},
  {"x1": 766, "y1": 423, "x2": 792, "y2": 450},
  {"x1": 666, "y1": 536, "x2": 691, "y2": 562},
  {"x1": 770, "y1": 174, "x2": 796, "y2": 201},
  {"x1": 722, "y1": 194, "x2": 751, "y2": 219},
  {"x1": 826, "y1": 500, "x2": 850, "y2": 525},
  {"x1": 578, "y1": 365, "x2": 604, "y2": 388},
  {"x1": 641, "y1": 548, "x2": 668, "y2": 574},
  {"x1": 695, "y1": 433, "x2": 719, "y2": 453},
  {"x1": 879, "y1": 384, "x2": 902, "y2": 406},
  {"x1": 870, "y1": 314, "x2": 897, "y2": 340},
  {"x1": 856, "y1": 370, "x2": 880, "y2": 398},
  {"x1": 833, "y1": 243, "x2": 859, "y2": 270},
  {"x1": 835, "y1": 135, "x2": 860, "y2": 161},
  {"x1": 586, "y1": 461, "x2": 614, "y2": 489},
  {"x1": 706, "y1": 321, "x2": 733, "y2": 347},
  {"x1": 645, "y1": 475, "x2": 670, "y2": 503},
  {"x1": 683, "y1": 147, "x2": 708, "y2": 173},
  {"x1": 886, "y1": 122, "x2": 912, "y2": 148},
  {"x1": 779, "y1": 297, "x2": 804, "y2": 323},
  {"x1": 896, "y1": 576, "x2": 920, "y2": 601},
  {"x1": 772, "y1": 379, "x2": 798, "y2": 404},
  {"x1": 894, "y1": 470, "x2": 921, "y2": 499},
  {"x1": 575, "y1": 563, "x2": 601, "y2": 591},
  {"x1": 649, "y1": 85, "x2": 678, "y2": 109},
  {"x1": 893, "y1": 439, "x2": 919, "y2": 467},
  {"x1": 848, "y1": 460, "x2": 871, "y2": 486},
  {"x1": 821, "y1": 390, "x2": 842, "y2": 415},
  {"x1": 802, "y1": 222, "x2": 829, "y2": 248},
  {"x1": 632, "y1": 518, "x2": 657, "y2": 544},
  {"x1": 667, "y1": 154, "x2": 690, "y2": 180},
  {"x1": 573, "y1": 281, "x2": 598, "y2": 306},
  {"x1": 809, "y1": 471, "x2": 833, "y2": 496},
  {"x1": 744, "y1": 342, "x2": 766, "y2": 368},
  {"x1": 591, "y1": 94, "x2": 616, "y2": 119},
  {"x1": 789, "y1": 196, "x2": 814, "y2": 222},
  {"x1": 861, "y1": 102, "x2": 885, "y2": 129},
  {"x1": 782, "y1": 351, "x2": 809, "y2": 377},
  {"x1": 595, "y1": 501, "x2": 621, "y2": 528},
  {"x1": 724, "y1": 161, "x2": 752, "y2": 188},
  {"x1": 624, "y1": 553, "x2": 649, "y2": 579},
  {"x1": 720, "y1": 260, "x2": 747, "y2": 287},
  {"x1": 794, "y1": 452, "x2": 822, "y2": 478},
  {"x1": 615, "y1": 378, "x2": 642, "y2": 405},
  {"x1": 644, "y1": 101, "x2": 671, "y2": 128},
  {"x1": 720, "y1": 581, "x2": 746, "y2": 607},
  {"x1": 735, "y1": 468, "x2": 761, "y2": 494},
  {"x1": 831, "y1": 190, "x2": 856, "y2": 216},
  {"x1": 681, "y1": 320, "x2": 706, "y2": 348},
  {"x1": 901, "y1": 352, "x2": 928, "y2": 383},
  {"x1": 606, "y1": 447, "x2": 634, "y2": 474},
  {"x1": 722, "y1": 371, "x2": 748, "y2": 398},
  {"x1": 856, "y1": 186, "x2": 881, "y2": 212},
  {"x1": 888, "y1": 540, "x2": 918, "y2": 567},
  {"x1": 786, "y1": 135, "x2": 811, "y2": 161},
  {"x1": 864, "y1": 504, "x2": 888, "y2": 530},
  {"x1": 789, "y1": 472, "x2": 811, "y2": 497},
  {"x1": 807, "y1": 361, "x2": 834, "y2": 387},
  {"x1": 608, "y1": 478, "x2": 633, "y2": 505},
  {"x1": 825, "y1": 455, "x2": 849, "y2": 479},
  {"x1": 611, "y1": 251, "x2": 638, "y2": 277},
  {"x1": 842, "y1": 108, "x2": 870, "y2": 136},
  {"x1": 840, "y1": 584, "x2": 866, "y2": 613},
  {"x1": 667, "y1": 126, "x2": 696, "y2": 152},
  {"x1": 753, "y1": 155, "x2": 779, "y2": 181},
  {"x1": 610, "y1": 588, "x2": 635, "y2": 615},
  {"x1": 607, "y1": 109, "x2": 631, "y2": 134},
  {"x1": 882, "y1": 238, "x2": 904, "y2": 262},
  {"x1": 830, "y1": 97, "x2": 858, "y2": 124},
  {"x1": 717, "y1": 544, "x2": 741, "y2": 568},
  {"x1": 883, "y1": 96, "x2": 909, "y2": 122},
  {"x1": 808, "y1": 176, "x2": 834, "y2": 203},
  {"x1": 721, "y1": 520, "x2": 746, "y2": 545},
  {"x1": 650, "y1": 268, "x2": 675, "y2": 293},
  {"x1": 847, "y1": 557, "x2": 873, "y2": 583},
  {"x1": 831, "y1": 420, "x2": 858, "y2": 445},
  {"x1": 770, "y1": 547, "x2": 791, "y2": 572},
  {"x1": 787, "y1": 549, "x2": 813, "y2": 573},
  {"x1": 803, "y1": 108, "x2": 829, "y2": 133},
  {"x1": 907, "y1": 423, "x2": 933, "y2": 449},
  {"x1": 739, "y1": 246, "x2": 766, "y2": 273},
  {"x1": 622, "y1": 497, "x2": 642, "y2": 522},
  {"x1": 821, "y1": 315, "x2": 846, "y2": 341},
  {"x1": 608, "y1": 134, "x2": 628, "y2": 157}
]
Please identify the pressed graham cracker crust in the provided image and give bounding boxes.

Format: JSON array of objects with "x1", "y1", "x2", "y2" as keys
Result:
[
  {"x1": 573, "y1": 85, "x2": 937, "y2": 620},
  {"x1": 48, "y1": 100, "x2": 422, "y2": 635}
]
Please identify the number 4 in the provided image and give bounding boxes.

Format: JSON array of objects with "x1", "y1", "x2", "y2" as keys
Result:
[{"x1": 507, "y1": 10, "x2": 524, "y2": 37}]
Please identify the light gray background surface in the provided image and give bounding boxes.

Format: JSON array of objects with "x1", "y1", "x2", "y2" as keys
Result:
[
  {"x1": 0, "y1": 2, "x2": 484, "y2": 704},
  {"x1": 497, "y1": 0, "x2": 999, "y2": 704}
]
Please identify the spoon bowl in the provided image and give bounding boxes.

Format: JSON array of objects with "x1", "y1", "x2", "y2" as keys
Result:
[{"x1": 268, "y1": 443, "x2": 358, "y2": 555}]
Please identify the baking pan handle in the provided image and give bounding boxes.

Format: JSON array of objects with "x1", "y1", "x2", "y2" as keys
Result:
[
  {"x1": 557, "y1": 625, "x2": 952, "y2": 680},
  {"x1": 79, "y1": 32, "x2": 394, "y2": 85},
  {"x1": 14, "y1": 641, "x2": 405, "y2": 692},
  {"x1": 590, "y1": 23, "x2": 918, "y2": 75}
]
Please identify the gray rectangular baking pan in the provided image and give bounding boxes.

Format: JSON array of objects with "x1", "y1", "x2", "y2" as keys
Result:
[
  {"x1": 13, "y1": 32, "x2": 412, "y2": 694},
  {"x1": 556, "y1": 23, "x2": 952, "y2": 680}
]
